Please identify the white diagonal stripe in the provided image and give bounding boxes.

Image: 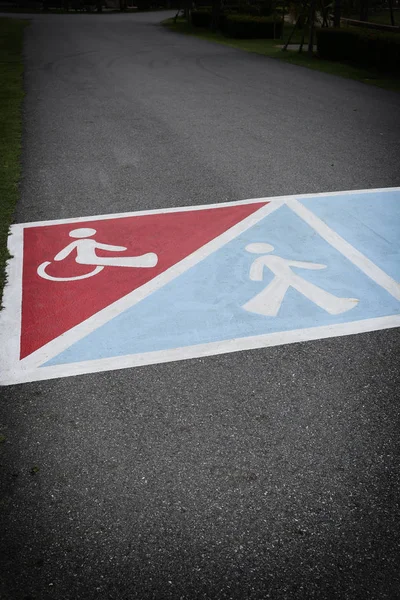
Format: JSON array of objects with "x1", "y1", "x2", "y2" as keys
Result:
[
  {"x1": 2, "y1": 315, "x2": 400, "y2": 385},
  {"x1": 286, "y1": 198, "x2": 400, "y2": 301},
  {"x1": 19, "y1": 200, "x2": 284, "y2": 369}
]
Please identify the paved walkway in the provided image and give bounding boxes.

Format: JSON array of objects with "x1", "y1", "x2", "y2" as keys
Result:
[{"x1": 1, "y1": 11, "x2": 400, "y2": 600}]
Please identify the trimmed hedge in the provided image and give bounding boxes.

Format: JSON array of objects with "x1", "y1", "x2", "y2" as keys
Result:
[
  {"x1": 191, "y1": 10, "x2": 212, "y2": 27},
  {"x1": 316, "y1": 27, "x2": 400, "y2": 73},
  {"x1": 190, "y1": 10, "x2": 212, "y2": 27},
  {"x1": 223, "y1": 14, "x2": 282, "y2": 38},
  {"x1": 236, "y1": 2, "x2": 273, "y2": 17}
]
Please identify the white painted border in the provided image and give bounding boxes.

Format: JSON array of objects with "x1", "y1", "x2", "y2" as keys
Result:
[
  {"x1": 1, "y1": 187, "x2": 399, "y2": 385},
  {"x1": 12, "y1": 186, "x2": 400, "y2": 229},
  {"x1": 1, "y1": 226, "x2": 24, "y2": 367},
  {"x1": 2, "y1": 316, "x2": 400, "y2": 385}
]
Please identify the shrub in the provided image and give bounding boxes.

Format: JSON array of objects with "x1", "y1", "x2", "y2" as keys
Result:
[
  {"x1": 236, "y1": 2, "x2": 273, "y2": 17},
  {"x1": 191, "y1": 10, "x2": 212, "y2": 27},
  {"x1": 223, "y1": 14, "x2": 282, "y2": 38},
  {"x1": 316, "y1": 28, "x2": 354, "y2": 61},
  {"x1": 316, "y1": 27, "x2": 400, "y2": 73}
]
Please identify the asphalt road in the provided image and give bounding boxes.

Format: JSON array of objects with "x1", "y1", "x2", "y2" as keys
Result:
[{"x1": 1, "y1": 11, "x2": 400, "y2": 599}]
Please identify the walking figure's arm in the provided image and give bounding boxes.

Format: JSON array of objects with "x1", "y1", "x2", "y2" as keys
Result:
[
  {"x1": 54, "y1": 241, "x2": 79, "y2": 261},
  {"x1": 249, "y1": 257, "x2": 266, "y2": 281},
  {"x1": 288, "y1": 260, "x2": 327, "y2": 270},
  {"x1": 95, "y1": 242, "x2": 127, "y2": 252}
]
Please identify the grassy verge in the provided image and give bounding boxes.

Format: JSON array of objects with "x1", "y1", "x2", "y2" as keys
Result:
[
  {"x1": 0, "y1": 17, "x2": 27, "y2": 306},
  {"x1": 162, "y1": 18, "x2": 400, "y2": 93}
]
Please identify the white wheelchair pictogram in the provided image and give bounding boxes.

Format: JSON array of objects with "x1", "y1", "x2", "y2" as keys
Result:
[{"x1": 37, "y1": 227, "x2": 158, "y2": 282}]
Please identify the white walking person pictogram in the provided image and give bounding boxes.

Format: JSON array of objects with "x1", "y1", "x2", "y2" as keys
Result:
[
  {"x1": 37, "y1": 227, "x2": 158, "y2": 282},
  {"x1": 242, "y1": 243, "x2": 359, "y2": 317}
]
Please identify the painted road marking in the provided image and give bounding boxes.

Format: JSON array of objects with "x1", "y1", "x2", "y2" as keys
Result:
[
  {"x1": 287, "y1": 198, "x2": 400, "y2": 301},
  {"x1": 0, "y1": 188, "x2": 399, "y2": 385},
  {"x1": 242, "y1": 242, "x2": 359, "y2": 316},
  {"x1": 37, "y1": 226, "x2": 159, "y2": 282},
  {"x1": 18, "y1": 201, "x2": 269, "y2": 360}
]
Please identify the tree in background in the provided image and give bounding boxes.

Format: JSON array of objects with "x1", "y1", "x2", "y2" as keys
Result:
[
  {"x1": 211, "y1": 0, "x2": 222, "y2": 31},
  {"x1": 333, "y1": 0, "x2": 341, "y2": 26},
  {"x1": 359, "y1": 0, "x2": 368, "y2": 20}
]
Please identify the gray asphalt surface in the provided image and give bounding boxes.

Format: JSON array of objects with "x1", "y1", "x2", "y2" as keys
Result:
[{"x1": 1, "y1": 11, "x2": 400, "y2": 599}]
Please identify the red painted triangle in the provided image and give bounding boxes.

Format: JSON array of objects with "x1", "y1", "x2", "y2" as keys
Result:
[{"x1": 20, "y1": 202, "x2": 267, "y2": 359}]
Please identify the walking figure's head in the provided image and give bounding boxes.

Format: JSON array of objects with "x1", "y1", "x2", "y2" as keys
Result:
[
  {"x1": 245, "y1": 243, "x2": 274, "y2": 254},
  {"x1": 69, "y1": 228, "x2": 97, "y2": 239}
]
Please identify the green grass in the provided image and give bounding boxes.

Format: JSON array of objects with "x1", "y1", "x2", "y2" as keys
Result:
[
  {"x1": 0, "y1": 18, "x2": 28, "y2": 306},
  {"x1": 162, "y1": 18, "x2": 400, "y2": 93}
]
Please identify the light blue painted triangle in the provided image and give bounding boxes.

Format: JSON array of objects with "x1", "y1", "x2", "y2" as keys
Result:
[
  {"x1": 44, "y1": 204, "x2": 400, "y2": 366},
  {"x1": 301, "y1": 189, "x2": 400, "y2": 282}
]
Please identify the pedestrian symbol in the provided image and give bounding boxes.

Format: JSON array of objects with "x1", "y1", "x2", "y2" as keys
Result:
[
  {"x1": 242, "y1": 242, "x2": 359, "y2": 317},
  {"x1": 1, "y1": 188, "x2": 399, "y2": 385}
]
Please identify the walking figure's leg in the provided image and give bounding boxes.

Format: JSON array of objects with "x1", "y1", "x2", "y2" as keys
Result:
[
  {"x1": 290, "y1": 276, "x2": 358, "y2": 314},
  {"x1": 243, "y1": 277, "x2": 289, "y2": 316}
]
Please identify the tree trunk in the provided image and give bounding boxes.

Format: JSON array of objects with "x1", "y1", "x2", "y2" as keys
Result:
[
  {"x1": 184, "y1": 0, "x2": 190, "y2": 22},
  {"x1": 359, "y1": 0, "x2": 368, "y2": 22},
  {"x1": 307, "y1": 0, "x2": 316, "y2": 54},
  {"x1": 333, "y1": 0, "x2": 341, "y2": 27},
  {"x1": 388, "y1": 0, "x2": 395, "y2": 26},
  {"x1": 211, "y1": 0, "x2": 221, "y2": 31}
]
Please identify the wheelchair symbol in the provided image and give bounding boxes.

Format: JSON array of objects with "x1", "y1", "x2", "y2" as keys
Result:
[{"x1": 37, "y1": 227, "x2": 158, "y2": 282}]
